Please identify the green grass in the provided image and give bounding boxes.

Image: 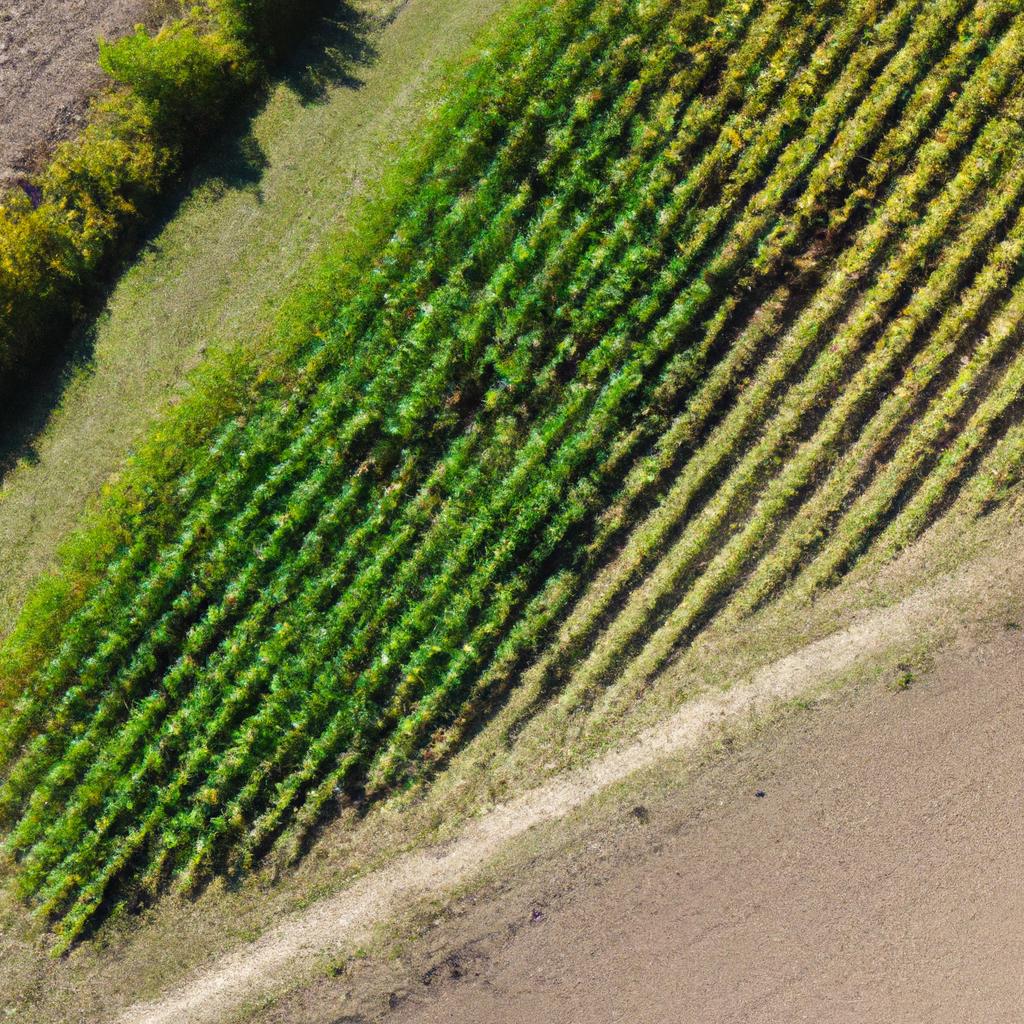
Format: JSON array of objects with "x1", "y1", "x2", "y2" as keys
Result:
[{"x1": 4, "y1": 0, "x2": 1024, "y2": 954}]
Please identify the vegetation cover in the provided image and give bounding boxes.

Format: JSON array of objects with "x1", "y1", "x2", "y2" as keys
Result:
[
  {"x1": 0, "y1": 0, "x2": 320, "y2": 388},
  {"x1": 3, "y1": 0, "x2": 1024, "y2": 952}
]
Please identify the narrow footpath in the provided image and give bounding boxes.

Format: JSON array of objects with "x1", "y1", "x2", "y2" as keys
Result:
[{"x1": 385, "y1": 631, "x2": 1024, "y2": 1024}]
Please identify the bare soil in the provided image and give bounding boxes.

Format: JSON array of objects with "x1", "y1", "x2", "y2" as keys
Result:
[
  {"x1": 269, "y1": 627, "x2": 1024, "y2": 1024},
  {"x1": 0, "y1": 0, "x2": 149, "y2": 187}
]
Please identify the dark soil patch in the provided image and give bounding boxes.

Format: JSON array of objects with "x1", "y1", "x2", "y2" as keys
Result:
[{"x1": 0, "y1": 0, "x2": 151, "y2": 187}]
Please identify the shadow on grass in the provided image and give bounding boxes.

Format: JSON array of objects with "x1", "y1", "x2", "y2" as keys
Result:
[
  {"x1": 0, "y1": 0, "x2": 379, "y2": 481},
  {"x1": 286, "y1": 3, "x2": 379, "y2": 104}
]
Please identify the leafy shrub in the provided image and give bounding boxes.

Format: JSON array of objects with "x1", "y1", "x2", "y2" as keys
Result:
[
  {"x1": 0, "y1": 0, "x2": 324, "y2": 390},
  {"x1": 98, "y1": 23, "x2": 242, "y2": 142}
]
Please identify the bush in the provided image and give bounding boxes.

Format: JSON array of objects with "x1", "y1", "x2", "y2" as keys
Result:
[
  {"x1": 0, "y1": 91, "x2": 170, "y2": 376},
  {"x1": 0, "y1": 0, "x2": 325, "y2": 390},
  {"x1": 98, "y1": 23, "x2": 243, "y2": 142}
]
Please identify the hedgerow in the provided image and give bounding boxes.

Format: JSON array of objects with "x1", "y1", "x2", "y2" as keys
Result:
[{"x1": 0, "y1": 0, "x2": 323, "y2": 387}]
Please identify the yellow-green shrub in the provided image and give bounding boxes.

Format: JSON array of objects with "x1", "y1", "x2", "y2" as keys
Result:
[
  {"x1": 0, "y1": 0, "x2": 325, "y2": 387},
  {"x1": 99, "y1": 21, "x2": 245, "y2": 140}
]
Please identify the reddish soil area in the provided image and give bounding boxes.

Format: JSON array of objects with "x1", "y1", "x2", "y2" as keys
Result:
[{"x1": 0, "y1": 0, "x2": 149, "y2": 187}]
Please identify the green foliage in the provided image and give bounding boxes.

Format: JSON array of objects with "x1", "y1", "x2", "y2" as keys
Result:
[
  {"x1": 4, "y1": 0, "x2": 1024, "y2": 954},
  {"x1": 0, "y1": 0, "x2": 321, "y2": 389},
  {"x1": 98, "y1": 23, "x2": 242, "y2": 140},
  {"x1": 0, "y1": 92, "x2": 170, "y2": 376}
]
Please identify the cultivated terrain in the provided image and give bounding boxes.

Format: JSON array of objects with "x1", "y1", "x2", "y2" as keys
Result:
[{"x1": 1, "y1": 0, "x2": 1024, "y2": 1020}]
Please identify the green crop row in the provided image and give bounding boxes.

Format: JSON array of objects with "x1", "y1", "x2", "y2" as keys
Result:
[
  {"x1": 497, "y1": 0, "x2": 990, "y2": 729},
  {"x1": 14, "y1": 0, "x2": 720, "y2": 942}
]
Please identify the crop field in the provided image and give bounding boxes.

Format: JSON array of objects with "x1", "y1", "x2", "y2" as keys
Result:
[{"x1": 3, "y1": 0, "x2": 1024, "y2": 953}]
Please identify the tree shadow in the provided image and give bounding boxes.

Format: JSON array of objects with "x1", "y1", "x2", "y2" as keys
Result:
[
  {"x1": 283, "y1": 4, "x2": 379, "y2": 105},
  {"x1": 0, "y1": 0, "x2": 379, "y2": 482}
]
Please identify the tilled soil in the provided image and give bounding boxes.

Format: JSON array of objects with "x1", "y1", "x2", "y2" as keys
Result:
[
  {"x1": 254, "y1": 627, "x2": 1024, "y2": 1024},
  {"x1": 0, "y1": 0, "x2": 149, "y2": 187}
]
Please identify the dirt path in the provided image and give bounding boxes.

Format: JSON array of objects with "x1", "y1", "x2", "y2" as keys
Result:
[
  {"x1": 0, "y1": 0, "x2": 146, "y2": 187},
  {"x1": 116, "y1": 538, "x2": 1024, "y2": 1024},
  {"x1": 386, "y1": 627, "x2": 1024, "y2": 1024}
]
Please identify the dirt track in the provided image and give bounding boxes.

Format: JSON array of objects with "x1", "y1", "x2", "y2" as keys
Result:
[
  {"x1": 110, "y1": 537, "x2": 1024, "y2": 1024},
  {"x1": 0, "y1": 0, "x2": 146, "y2": 186},
  {"x1": 384, "y1": 631, "x2": 1024, "y2": 1024}
]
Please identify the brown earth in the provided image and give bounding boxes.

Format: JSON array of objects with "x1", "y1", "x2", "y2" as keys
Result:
[
  {"x1": 0, "y1": 0, "x2": 150, "y2": 187},
  {"x1": 393, "y1": 635, "x2": 1024, "y2": 1024},
  {"x1": 254, "y1": 626, "x2": 1024, "y2": 1024}
]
